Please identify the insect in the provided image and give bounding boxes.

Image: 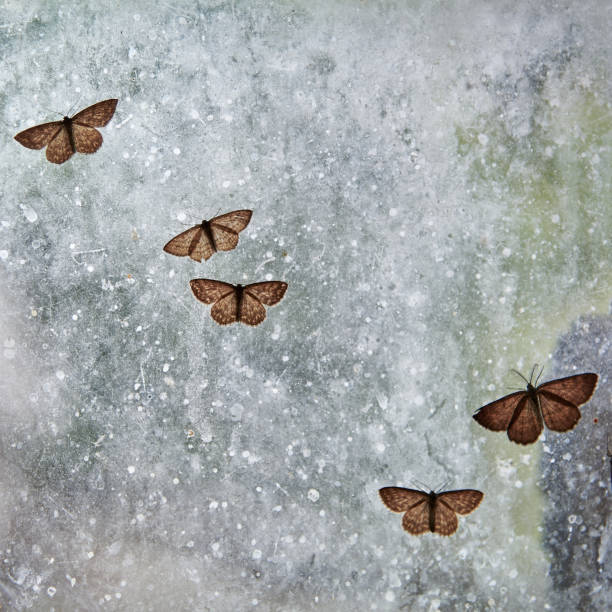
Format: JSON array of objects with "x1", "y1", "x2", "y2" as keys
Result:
[
  {"x1": 14, "y1": 99, "x2": 118, "y2": 164},
  {"x1": 473, "y1": 367, "x2": 598, "y2": 445},
  {"x1": 163, "y1": 210, "x2": 252, "y2": 262},
  {"x1": 189, "y1": 279, "x2": 287, "y2": 326},
  {"x1": 379, "y1": 486, "x2": 483, "y2": 536}
]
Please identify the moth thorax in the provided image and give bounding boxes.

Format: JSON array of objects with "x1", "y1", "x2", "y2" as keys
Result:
[{"x1": 63, "y1": 116, "x2": 71, "y2": 124}]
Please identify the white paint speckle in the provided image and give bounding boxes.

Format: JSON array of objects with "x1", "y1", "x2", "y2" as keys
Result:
[
  {"x1": 307, "y1": 488, "x2": 320, "y2": 502},
  {"x1": 230, "y1": 404, "x2": 244, "y2": 421},
  {"x1": 20, "y1": 204, "x2": 38, "y2": 223}
]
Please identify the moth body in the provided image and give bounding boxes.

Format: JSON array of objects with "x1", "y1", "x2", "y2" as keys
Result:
[
  {"x1": 235, "y1": 284, "x2": 244, "y2": 322},
  {"x1": 427, "y1": 492, "x2": 437, "y2": 532},
  {"x1": 63, "y1": 116, "x2": 75, "y2": 154},
  {"x1": 200, "y1": 220, "x2": 217, "y2": 253}
]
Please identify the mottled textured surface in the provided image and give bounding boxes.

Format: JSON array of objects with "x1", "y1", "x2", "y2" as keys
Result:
[
  {"x1": 1, "y1": 1, "x2": 611, "y2": 610},
  {"x1": 541, "y1": 316, "x2": 611, "y2": 612}
]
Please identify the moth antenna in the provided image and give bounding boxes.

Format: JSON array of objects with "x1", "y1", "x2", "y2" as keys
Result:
[
  {"x1": 173, "y1": 206, "x2": 197, "y2": 227},
  {"x1": 474, "y1": 465, "x2": 498, "y2": 488},
  {"x1": 66, "y1": 97, "x2": 82, "y2": 117},
  {"x1": 511, "y1": 369, "x2": 530, "y2": 385},
  {"x1": 40, "y1": 107, "x2": 64, "y2": 118},
  {"x1": 435, "y1": 479, "x2": 451, "y2": 493},
  {"x1": 185, "y1": 205, "x2": 200, "y2": 220},
  {"x1": 174, "y1": 203, "x2": 199, "y2": 223},
  {"x1": 535, "y1": 365, "x2": 545, "y2": 386},
  {"x1": 411, "y1": 478, "x2": 430, "y2": 492}
]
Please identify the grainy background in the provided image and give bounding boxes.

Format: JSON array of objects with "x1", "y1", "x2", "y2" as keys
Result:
[{"x1": 1, "y1": 1, "x2": 610, "y2": 610}]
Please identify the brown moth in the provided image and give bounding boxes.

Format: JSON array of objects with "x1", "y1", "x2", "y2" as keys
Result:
[
  {"x1": 189, "y1": 279, "x2": 287, "y2": 326},
  {"x1": 163, "y1": 210, "x2": 252, "y2": 262},
  {"x1": 379, "y1": 487, "x2": 483, "y2": 536},
  {"x1": 473, "y1": 369, "x2": 598, "y2": 445},
  {"x1": 14, "y1": 99, "x2": 118, "y2": 164}
]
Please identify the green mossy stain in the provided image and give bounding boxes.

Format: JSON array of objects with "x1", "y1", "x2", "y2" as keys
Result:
[{"x1": 457, "y1": 85, "x2": 612, "y2": 542}]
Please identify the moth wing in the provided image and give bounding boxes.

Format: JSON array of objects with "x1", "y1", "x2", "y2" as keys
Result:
[
  {"x1": 239, "y1": 291, "x2": 267, "y2": 326},
  {"x1": 72, "y1": 99, "x2": 118, "y2": 127},
  {"x1": 538, "y1": 373, "x2": 598, "y2": 406},
  {"x1": 163, "y1": 226, "x2": 201, "y2": 257},
  {"x1": 539, "y1": 391, "x2": 581, "y2": 432},
  {"x1": 432, "y1": 499, "x2": 459, "y2": 536},
  {"x1": 473, "y1": 391, "x2": 525, "y2": 432},
  {"x1": 437, "y1": 490, "x2": 483, "y2": 515},
  {"x1": 379, "y1": 487, "x2": 427, "y2": 512},
  {"x1": 72, "y1": 124, "x2": 103, "y2": 153},
  {"x1": 210, "y1": 290, "x2": 239, "y2": 325},
  {"x1": 189, "y1": 279, "x2": 235, "y2": 304},
  {"x1": 507, "y1": 396, "x2": 543, "y2": 444},
  {"x1": 209, "y1": 224, "x2": 240, "y2": 252},
  {"x1": 46, "y1": 126, "x2": 74, "y2": 164},
  {"x1": 402, "y1": 499, "x2": 431, "y2": 535},
  {"x1": 15, "y1": 121, "x2": 63, "y2": 150},
  {"x1": 210, "y1": 209, "x2": 252, "y2": 233},
  {"x1": 244, "y1": 281, "x2": 288, "y2": 306}
]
